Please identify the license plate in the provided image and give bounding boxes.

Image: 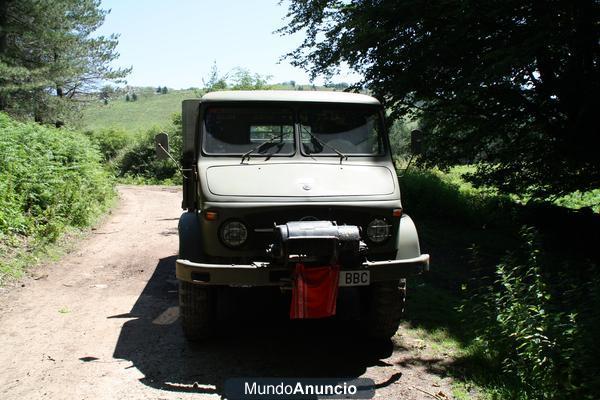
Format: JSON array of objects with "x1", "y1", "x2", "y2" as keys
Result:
[{"x1": 339, "y1": 270, "x2": 370, "y2": 287}]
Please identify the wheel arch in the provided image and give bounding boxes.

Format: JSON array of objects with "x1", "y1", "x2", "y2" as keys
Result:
[{"x1": 395, "y1": 214, "x2": 422, "y2": 260}]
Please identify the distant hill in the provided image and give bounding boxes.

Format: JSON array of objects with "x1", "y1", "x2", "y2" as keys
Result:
[{"x1": 81, "y1": 88, "x2": 198, "y2": 132}]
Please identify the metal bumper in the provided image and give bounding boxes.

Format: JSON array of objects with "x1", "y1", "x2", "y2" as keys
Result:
[{"x1": 176, "y1": 254, "x2": 430, "y2": 286}]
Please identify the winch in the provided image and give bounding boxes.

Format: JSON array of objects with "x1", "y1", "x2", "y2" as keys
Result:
[{"x1": 269, "y1": 220, "x2": 364, "y2": 265}]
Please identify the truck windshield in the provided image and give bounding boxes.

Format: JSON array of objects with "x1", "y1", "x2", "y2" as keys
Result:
[
  {"x1": 300, "y1": 106, "x2": 384, "y2": 156},
  {"x1": 203, "y1": 106, "x2": 295, "y2": 155}
]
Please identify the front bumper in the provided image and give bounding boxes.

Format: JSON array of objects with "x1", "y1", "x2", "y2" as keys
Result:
[{"x1": 176, "y1": 254, "x2": 430, "y2": 286}]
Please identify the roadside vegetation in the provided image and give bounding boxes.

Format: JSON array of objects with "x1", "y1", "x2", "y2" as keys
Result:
[
  {"x1": 398, "y1": 167, "x2": 599, "y2": 399},
  {"x1": 0, "y1": 113, "x2": 115, "y2": 285}
]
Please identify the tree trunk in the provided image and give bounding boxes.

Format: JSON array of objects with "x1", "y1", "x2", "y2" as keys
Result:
[{"x1": 0, "y1": 0, "x2": 9, "y2": 111}]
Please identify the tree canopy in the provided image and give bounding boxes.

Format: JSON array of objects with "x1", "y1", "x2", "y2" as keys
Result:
[
  {"x1": 203, "y1": 62, "x2": 272, "y2": 91},
  {"x1": 0, "y1": 0, "x2": 130, "y2": 125},
  {"x1": 280, "y1": 0, "x2": 599, "y2": 198}
]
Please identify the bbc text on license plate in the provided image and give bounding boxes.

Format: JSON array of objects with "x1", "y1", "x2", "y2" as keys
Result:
[{"x1": 339, "y1": 270, "x2": 370, "y2": 287}]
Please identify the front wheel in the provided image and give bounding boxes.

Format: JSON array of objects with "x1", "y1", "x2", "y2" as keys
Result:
[
  {"x1": 364, "y1": 280, "x2": 406, "y2": 339},
  {"x1": 179, "y1": 281, "x2": 216, "y2": 341}
]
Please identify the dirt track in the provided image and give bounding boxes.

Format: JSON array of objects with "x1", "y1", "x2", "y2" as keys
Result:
[{"x1": 0, "y1": 185, "x2": 454, "y2": 399}]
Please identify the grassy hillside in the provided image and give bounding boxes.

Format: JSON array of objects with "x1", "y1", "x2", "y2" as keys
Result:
[{"x1": 81, "y1": 89, "x2": 198, "y2": 132}]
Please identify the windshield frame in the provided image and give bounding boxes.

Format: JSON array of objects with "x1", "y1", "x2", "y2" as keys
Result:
[{"x1": 200, "y1": 103, "x2": 297, "y2": 157}]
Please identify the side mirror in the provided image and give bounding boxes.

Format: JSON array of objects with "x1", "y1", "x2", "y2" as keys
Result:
[
  {"x1": 155, "y1": 132, "x2": 169, "y2": 160},
  {"x1": 410, "y1": 129, "x2": 423, "y2": 155}
]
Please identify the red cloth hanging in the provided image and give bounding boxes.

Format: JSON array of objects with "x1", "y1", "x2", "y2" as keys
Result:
[{"x1": 290, "y1": 263, "x2": 340, "y2": 319}]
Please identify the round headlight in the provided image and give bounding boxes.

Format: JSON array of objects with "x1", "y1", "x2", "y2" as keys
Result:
[
  {"x1": 366, "y1": 219, "x2": 389, "y2": 243},
  {"x1": 220, "y1": 220, "x2": 248, "y2": 248}
]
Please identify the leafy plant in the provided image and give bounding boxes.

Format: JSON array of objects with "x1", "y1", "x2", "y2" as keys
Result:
[
  {"x1": 84, "y1": 128, "x2": 131, "y2": 161},
  {"x1": 463, "y1": 227, "x2": 600, "y2": 399},
  {"x1": 0, "y1": 113, "x2": 115, "y2": 283},
  {"x1": 116, "y1": 113, "x2": 182, "y2": 183}
]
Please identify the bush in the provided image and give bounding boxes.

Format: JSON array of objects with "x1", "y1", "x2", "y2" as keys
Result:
[
  {"x1": 463, "y1": 228, "x2": 600, "y2": 399},
  {"x1": 84, "y1": 128, "x2": 130, "y2": 161},
  {"x1": 0, "y1": 113, "x2": 115, "y2": 280},
  {"x1": 116, "y1": 112, "x2": 182, "y2": 183},
  {"x1": 399, "y1": 168, "x2": 513, "y2": 226}
]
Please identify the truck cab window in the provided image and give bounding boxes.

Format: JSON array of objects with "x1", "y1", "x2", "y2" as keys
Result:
[
  {"x1": 203, "y1": 107, "x2": 295, "y2": 155},
  {"x1": 300, "y1": 106, "x2": 384, "y2": 156}
]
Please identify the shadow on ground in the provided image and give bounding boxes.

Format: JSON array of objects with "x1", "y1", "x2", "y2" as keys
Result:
[{"x1": 112, "y1": 256, "x2": 410, "y2": 396}]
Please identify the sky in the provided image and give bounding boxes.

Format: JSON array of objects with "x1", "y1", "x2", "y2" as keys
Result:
[{"x1": 97, "y1": 0, "x2": 360, "y2": 89}]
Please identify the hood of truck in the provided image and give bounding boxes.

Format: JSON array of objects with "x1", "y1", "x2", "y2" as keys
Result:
[{"x1": 205, "y1": 163, "x2": 396, "y2": 197}]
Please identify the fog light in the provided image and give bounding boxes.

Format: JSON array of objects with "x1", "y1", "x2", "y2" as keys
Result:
[
  {"x1": 366, "y1": 219, "x2": 389, "y2": 243},
  {"x1": 220, "y1": 220, "x2": 248, "y2": 248}
]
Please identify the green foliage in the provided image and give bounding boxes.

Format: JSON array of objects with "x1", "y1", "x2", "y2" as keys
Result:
[
  {"x1": 388, "y1": 117, "x2": 417, "y2": 157},
  {"x1": 203, "y1": 61, "x2": 228, "y2": 91},
  {"x1": 202, "y1": 61, "x2": 272, "y2": 91},
  {"x1": 229, "y1": 68, "x2": 272, "y2": 90},
  {"x1": 116, "y1": 113, "x2": 182, "y2": 183},
  {"x1": 0, "y1": 113, "x2": 115, "y2": 282},
  {"x1": 84, "y1": 128, "x2": 130, "y2": 161},
  {"x1": 161, "y1": 86, "x2": 168, "y2": 94},
  {"x1": 554, "y1": 189, "x2": 600, "y2": 214},
  {"x1": 463, "y1": 228, "x2": 600, "y2": 399},
  {"x1": 281, "y1": 0, "x2": 599, "y2": 198},
  {"x1": 0, "y1": 0, "x2": 130, "y2": 124},
  {"x1": 399, "y1": 168, "x2": 512, "y2": 227}
]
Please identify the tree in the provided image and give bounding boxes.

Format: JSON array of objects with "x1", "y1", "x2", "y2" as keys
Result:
[
  {"x1": 203, "y1": 61, "x2": 228, "y2": 91},
  {"x1": 156, "y1": 86, "x2": 162, "y2": 93},
  {"x1": 229, "y1": 68, "x2": 272, "y2": 90},
  {"x1": 99, "y1": 85, "x2": 114, "y2": 102},
  {"x1": 131, "y1": 92, "x2": 137, "y2": 101},
  {"x1": 280, "y1": 0, "x2": 599, "y2": 198},
  {"x1": 125, "y1": 93, "x2": 130, "y2": 102},
  {"x1": 0, "y1": 0, "x2": 130, "y2": 125},
  {"x1": 202, "y1": 62, "x2": 272, "y2": 91},
  {"x1": 161, "y1": 86, "x2": 168, "y2": 94}
]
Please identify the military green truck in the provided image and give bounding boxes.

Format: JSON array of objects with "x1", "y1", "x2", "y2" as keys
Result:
[{"x1": 158, "y1": 90, "x2": 430, "y2": 341}]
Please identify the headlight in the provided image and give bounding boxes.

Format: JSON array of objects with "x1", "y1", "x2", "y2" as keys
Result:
[
  {"x1": 219, "y1": 220, "x2": 248, "y2": 248},
  {"x1": 366, "y1": 219, "x2": 389, "y2": 243}
]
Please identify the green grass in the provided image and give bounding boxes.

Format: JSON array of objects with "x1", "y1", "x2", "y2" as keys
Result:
[
  {"x1": 81, "y1": 89, "x2": 198, "y2": 132},
  {"x1": 406, "y1": 165, "x2": 600, "y2": 214}
]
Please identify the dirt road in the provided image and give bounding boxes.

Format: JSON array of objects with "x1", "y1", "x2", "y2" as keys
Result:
[{"x1": 0, "y1": 186, "x2": 454, "y2": 399}]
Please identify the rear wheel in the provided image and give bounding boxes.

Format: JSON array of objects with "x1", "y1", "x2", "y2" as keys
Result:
[
  {"x1": 365, "y1": 279, "x2": 406, "y2": 339},
  {"x1": 179, "y1": 281, "x2": 216, "y2": 341}
]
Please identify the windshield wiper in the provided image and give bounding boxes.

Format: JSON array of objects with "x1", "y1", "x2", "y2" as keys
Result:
[
  {"x1": 241, "y1": 135, "x2": 282, "y2": 162},
  {"x1": 301, "y1": 127, "x2": 348, "y2": 163}
]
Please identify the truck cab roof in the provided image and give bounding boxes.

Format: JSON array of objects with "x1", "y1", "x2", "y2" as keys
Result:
[{"x1": 200, "y1": 90, "x2": 381, "y2": 105}]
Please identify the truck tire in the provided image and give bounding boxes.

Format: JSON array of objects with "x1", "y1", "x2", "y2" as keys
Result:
[
  {"x1": 179, "y1": 281, "x2": 216, "y2": 341},
  {"x1": 365, "y1": 279, "x2": 406, "y2": 339}
]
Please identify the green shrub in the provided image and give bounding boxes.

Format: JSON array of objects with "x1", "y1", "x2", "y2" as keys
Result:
[
  {"x1": 116, "y1": 113, "x2": 182, "y2": 184},
  {"x1": 463, "y1": 228, "x2": 600, "y2": 399},
  {"x1": 84, "y1": 128, "x2": 130, "y2": 161},
  {"x1": 0, "y1": 113, "x2": 115, "y2": 281},
  {"x1": 399, "y1": 168, "x2": 513, "y2": 226}
]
